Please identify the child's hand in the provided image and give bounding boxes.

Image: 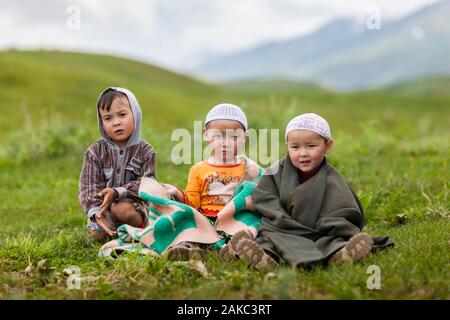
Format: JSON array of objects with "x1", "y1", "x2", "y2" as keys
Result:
[
  {"x1": 98, "y1": 188, "x2": 119, "y2": 215},
  {"x1": 161, "y1": 183, "x2": 185, "y2": 203}
]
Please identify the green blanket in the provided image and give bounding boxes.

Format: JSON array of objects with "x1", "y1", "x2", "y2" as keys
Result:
[
  {"x1": 252, "y1": 155, "x2": 394, "y2": 266},
  {"x1": 98, "y1": 171, "x2": 263, "y2": 258}
]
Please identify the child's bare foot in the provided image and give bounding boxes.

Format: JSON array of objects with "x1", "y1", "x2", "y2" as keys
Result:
[
  {"x1": 95, "y1": 215, "x2": 117, "y2": 237},
  {"x1": 235, "y1": 238, "x2": 278, "y2": 271},
  {"x1": 166, "y1": 242, "x2": 204, "y2": 261},
  {"x1": 219, "y1": 229, "x2": 254, "y2": 260},
  {"x1": 330, "y1": 232, "x2": 373, "y2": 264}
]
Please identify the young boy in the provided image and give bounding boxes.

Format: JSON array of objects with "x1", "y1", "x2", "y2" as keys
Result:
[
  {"x1": 165, "y1": 103, "x2": 263, "y2": 260},
  {"x1": 232, "y1": 113, "x2": 393, "y2": 270},
  {"x1": 79, "y1": 87, "x2": 156, "y2": 241}
]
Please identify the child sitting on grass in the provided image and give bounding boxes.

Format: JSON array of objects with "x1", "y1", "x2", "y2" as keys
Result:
[
  {"x1": 232, "y1": 113, "x2": 393, "y2": 270},
  {"x1": 165, "y1": 103, "x2": 264, "y2": 260},
  {"x1": 78, "y1": 87, "x2": 156, "y2": 241}
]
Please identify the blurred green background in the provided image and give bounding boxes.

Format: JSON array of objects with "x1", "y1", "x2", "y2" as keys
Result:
[{"x1": 0, "y1": 50, "x2": 448, "y2": 299}]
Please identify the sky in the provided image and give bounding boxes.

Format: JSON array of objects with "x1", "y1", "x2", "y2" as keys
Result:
[{"x1": 0, "y1": 0, "x2": 442, "y2": 71}]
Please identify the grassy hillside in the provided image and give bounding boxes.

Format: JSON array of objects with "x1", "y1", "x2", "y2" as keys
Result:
[
  {"x1": 222, "y1": 79, "x2": 327, "y2": 93},
  {"x1": 0, "y1": 50, "x2": 448, "y2": 299},
  {"x1": 384, "y1": 75, "x2": 450, "y2": 96},
  {"x1": 1, "y1": 50, "x2": 448, "y2": 144},
  {"x1": 0, "y1": 50, "x2": 221, "y2": 143}
]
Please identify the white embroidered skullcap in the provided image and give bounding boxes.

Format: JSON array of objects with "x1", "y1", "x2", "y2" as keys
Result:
[
  {"x1": 285, "y1": 113, "x2": 332, "y2": 141},
  {"x1": 205, "y1": 103, "x2": 248, "y2": 131}
]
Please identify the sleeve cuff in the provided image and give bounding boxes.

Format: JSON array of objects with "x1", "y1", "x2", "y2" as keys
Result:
[
  {"x1": 181, "y1": 191, "x2": 189, "y2": 204},
  {"x1": 114, "y1": 187, "x2": 128, "y2": 200},
  {"x1": 87, "y1": 207, "x2": 101, "y2": 221}
]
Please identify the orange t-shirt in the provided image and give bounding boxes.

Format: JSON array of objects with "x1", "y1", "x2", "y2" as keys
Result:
[{"x1": 184, "y1": 160, "x2": 246, "y2": 217}]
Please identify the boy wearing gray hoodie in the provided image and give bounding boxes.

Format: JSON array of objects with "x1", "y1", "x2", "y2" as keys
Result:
[{"x1": 79, "y1": 87, "x2": 156, "y2": 241}]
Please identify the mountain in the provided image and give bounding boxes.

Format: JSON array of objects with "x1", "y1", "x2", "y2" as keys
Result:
[{"x1": 193, "y1": 0, "x2": 450, "y2": 91}]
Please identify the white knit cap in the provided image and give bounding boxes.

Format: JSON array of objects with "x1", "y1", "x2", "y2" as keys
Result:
[
  {"x1": 285, "y1": 113, "x2": 332, "y2": 141},
  {"x1": 205, "y1": 103, "x2": 248, "y2": 131}
]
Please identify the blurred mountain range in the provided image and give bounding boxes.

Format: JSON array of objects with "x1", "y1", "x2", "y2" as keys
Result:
[{"x1": 193, "y1": 0, "x2": 450, "y2": 91}]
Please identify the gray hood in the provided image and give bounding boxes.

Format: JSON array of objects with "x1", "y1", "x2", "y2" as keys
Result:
[{"x1": 96, "y1": 87, "x2": 142, "y2": 148}]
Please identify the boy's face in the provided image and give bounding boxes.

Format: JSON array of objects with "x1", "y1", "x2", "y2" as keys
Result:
[
  {"x1": 204, "y1": 119, "x2": 246, "y2": 164},
  {"x1": 287, "y1": 129, "x2": 333, "y2": 174},
  {"x1": 99, "y1": 96, "x2": 134, "y2": 148}
]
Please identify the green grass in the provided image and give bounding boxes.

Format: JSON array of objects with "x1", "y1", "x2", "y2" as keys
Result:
[
  {"x1": 383, "y1": 75, "x2": 450, "y2": 96},
  {"x1": 0, "y1": 50, "x2": 449, "y2": 299}
]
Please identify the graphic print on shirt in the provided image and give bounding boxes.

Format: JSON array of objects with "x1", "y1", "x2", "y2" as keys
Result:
[{"x1": 204, "y1": 172, "x2": 241, "y2": 206}]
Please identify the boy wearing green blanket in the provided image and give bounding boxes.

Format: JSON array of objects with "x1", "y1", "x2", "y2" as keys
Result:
[{"x1": 232, "y1": 113, "x2": 394, "y2": 270}]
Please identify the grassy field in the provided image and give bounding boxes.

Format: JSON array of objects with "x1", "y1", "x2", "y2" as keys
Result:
[{"x1": 0, "y1": 50, "x2": 449, "y2": 299}]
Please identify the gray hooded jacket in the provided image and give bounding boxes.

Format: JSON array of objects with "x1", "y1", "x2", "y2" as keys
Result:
[{"x1": 78, "y1": 87, "x2": 156, "y2": 220}]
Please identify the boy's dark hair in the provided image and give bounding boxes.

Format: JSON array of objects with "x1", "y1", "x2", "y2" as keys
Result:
[{"x1": 98, "y1": 89, "x2": 128, "y2": 112}]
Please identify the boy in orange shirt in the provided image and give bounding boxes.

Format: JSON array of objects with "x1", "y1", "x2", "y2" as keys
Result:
[{"x1": 166, "y1": 103, "x2": 263, "y2": 260}]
